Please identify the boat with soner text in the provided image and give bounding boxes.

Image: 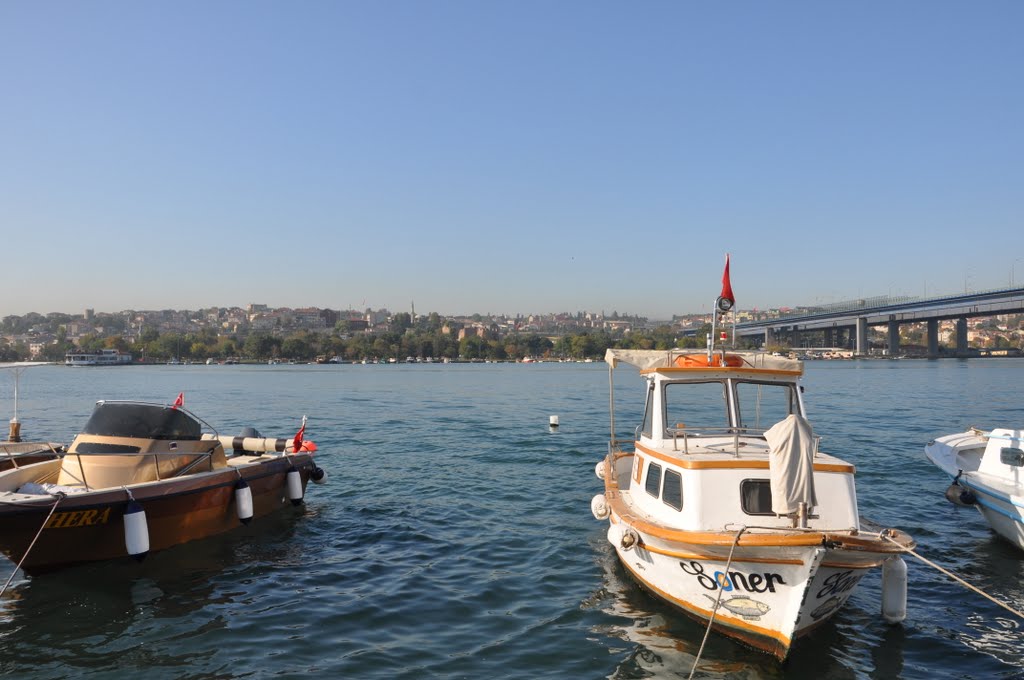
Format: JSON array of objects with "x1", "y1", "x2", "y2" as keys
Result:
[
  {"x1": 0, "y1": 394, "x2": 326, "y2": 574},
  {"x1": 590, "y1": 256, "x2": 915, "y2": 661}
]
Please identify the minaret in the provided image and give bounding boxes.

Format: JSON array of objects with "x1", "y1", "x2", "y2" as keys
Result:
[{"x1": 411, "y1": 301, "x2": 416, "y2": 320}]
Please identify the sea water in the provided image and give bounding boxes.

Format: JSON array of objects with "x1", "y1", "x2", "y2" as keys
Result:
[{"x1": 0, "y1": 359, "x2": 1022, "y2": 679}]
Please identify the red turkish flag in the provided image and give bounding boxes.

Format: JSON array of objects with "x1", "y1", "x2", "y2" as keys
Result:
[
  {"x1": 720, "y1": 254, "x2": 735, "y2": 306},
  {"x1": 172, "y1": 392, "x2": 184, "y2": 410}
]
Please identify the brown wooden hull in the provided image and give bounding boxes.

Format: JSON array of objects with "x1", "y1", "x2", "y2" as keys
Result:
[{"x1": 0, "y1": 454, "x2": 316, "y2": 574}]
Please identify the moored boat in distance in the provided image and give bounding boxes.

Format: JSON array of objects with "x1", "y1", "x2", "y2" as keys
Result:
[
  {"x1": 65, "y1": 349, "x2": 133, "y2": 366},
  {"x1": 590, "y1": 257, "x2": 914, "y2": 661},
  {"x1": 0, "y1": 398, "x2": 326, "y2": 574},
  {"x1": 926, "y1": 428, "x2": 1024, "y2": 550},
  {"x1": 1, "y1": 362, "x2": 65, "y2": 470}
]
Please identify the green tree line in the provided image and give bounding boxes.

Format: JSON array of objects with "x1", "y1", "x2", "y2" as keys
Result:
[{"x1": 2, "y1": 323, "x2": 714, "y2": 363}]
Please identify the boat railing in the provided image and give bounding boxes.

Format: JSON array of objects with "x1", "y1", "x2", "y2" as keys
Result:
[
  {"x1": 0, "y1": 443, "x2": 63, "y2": 469},
  {"x1": 664, "y1": 427, "x2": 822, "y2": 458},
  {"x1": 665, "y1": 426, "x2": 771, "y2": 457},
  {"x1": 60, "y1": 447, "x2": 220, "y2": 491}
]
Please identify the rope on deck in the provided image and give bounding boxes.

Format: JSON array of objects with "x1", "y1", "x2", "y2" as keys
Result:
[
  {"x1": 689, "y1": 525, "x2": 746, "y2": 680},
  {"x1": 0, "y1": 492, "x2": 66, "y2": 598},
  {"x1": 882, "y1": 534, "x2": 1024, "y2": 620}
]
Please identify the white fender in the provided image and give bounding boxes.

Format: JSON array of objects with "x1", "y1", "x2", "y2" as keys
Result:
[
  {"x1": 595, "y1": 461, "x2": 606, "y2": 481},
  {"x1": 124, "y1": 500, "x2": 150, "y2": 561},
  {"x1": 286, "y1": 467, "x2": 303, "y2": 505},
  {"x1": 607, "y1": 522, "x2": 638, "y2": 551},
  {"x1": 881, "y1": 556, "x2": 908, "y2": 623},
  {"x1": 235, "y1": 479, "x2": 254, "y2": 524},
  {"x1": 311, "y1": 465, "x2": 328, "y2": 485},
  {"x1": 591, "y1": 494, "x2": 609, "y2": 520}
]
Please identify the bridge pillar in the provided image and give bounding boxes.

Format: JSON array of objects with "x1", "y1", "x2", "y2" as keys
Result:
[
  {"x1": 856, "y1": 317, "x2": 868, "y2": 355},
  {"x1": 824, "y1": 328, "x2": 834, "y2": 347},
  {"x1": 956, "y1": 317, "x2": 968, "y2": 355},
  {"x1": 765, "y1": 327, "x2": 774, "y2": 347},
  {"x1": 927, "y1": 319, "x2": 939, "y2": 358},
  {"x1": 887, "y1": 319, "x2": 900, "y2": 357}
]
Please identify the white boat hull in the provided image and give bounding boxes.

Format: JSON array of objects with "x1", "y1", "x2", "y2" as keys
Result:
[
  {"x1": 926, "y1": 430, "x2": 1024, "y2": 551},
  {"x1": 608, "y1": 517, "x2": 886, "y2": 658}
]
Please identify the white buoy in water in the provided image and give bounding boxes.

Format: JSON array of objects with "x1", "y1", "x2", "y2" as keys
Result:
[
  {"x1": 595, "y1": 461, "x2": 606, "y2": 481},
  {"x1": 286, "y1": 466, "x2": 303, "y2": 505},
  {"x1": 235, "y1": 478, "x2": 253, "y2": 524},
  {"x1": 549, "y1": 415, "x2": 559, "y2": 428},
  {"x1": 881, "y1": 556, "x2": 908, "y2": 623},
  {"x1": 591, "y1": 494, "x2": 609, "y2": 520},
  {"x1": 124, "y1": 500, "x2": 150, "y2": 561}
]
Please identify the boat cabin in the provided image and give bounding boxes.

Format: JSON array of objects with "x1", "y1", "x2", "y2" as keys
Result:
[
  {"x1": 978, "y1": 428, "x2": 1024, "y2": 479},
  {"x1": 607, "y1": 350, "x2": 860, "y2": 532},
  {"x1": 56, "y1": 401, "x2": 227, "y2": 488}
]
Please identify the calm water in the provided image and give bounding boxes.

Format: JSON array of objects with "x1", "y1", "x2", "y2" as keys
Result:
[{"x1": 1, "y1": 359, "x2": 1023, "y2": 679}]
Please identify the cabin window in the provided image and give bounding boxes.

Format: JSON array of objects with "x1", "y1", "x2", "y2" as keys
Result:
[
  {"x1": 645, "y1": 463, "x2": 663, "y2": 498},
  {"x1": 664, "y1": 381, "x2": 729, "y2": 436},
  {"x1": 640, "y1": 381, "x2": 655, "y2": 438},
  {"x1": 733, "y1": 381, "x2": 799, "y2": 432},
  {"x1": 740, "y1": 479, "x2": 775, "y2": 515},
  {"x1": 662, "y1": 468, "x2": 683, "y2": 510}
]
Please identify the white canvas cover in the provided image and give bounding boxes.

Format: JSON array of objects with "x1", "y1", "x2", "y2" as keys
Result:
[{"x1": 765, "y1": 414, "x2": 818, "y2": 515}]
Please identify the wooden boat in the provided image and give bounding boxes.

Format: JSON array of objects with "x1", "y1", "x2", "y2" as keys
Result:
[
  {"x1": 926, "y1": 428, "x2": 1024, "y2": 550},
  {"x1": 0, "y1": 399, "x2": 325, "y2": 574},
  {"x1": 590, "y1": 258, "x2": 914, "y2": 661}
]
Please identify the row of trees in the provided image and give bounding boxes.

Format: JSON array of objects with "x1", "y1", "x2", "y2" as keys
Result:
[{"x1": 1, "y1": 324, "x2": 716, "y2": 363}]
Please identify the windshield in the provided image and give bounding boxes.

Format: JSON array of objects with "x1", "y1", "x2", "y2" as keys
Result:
[{"x1": 81, "y1": 402, "x2": 202, "y2": 440}]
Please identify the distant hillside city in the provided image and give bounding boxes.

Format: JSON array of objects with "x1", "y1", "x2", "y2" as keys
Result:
[{"x1": 1, "y1": 303, "x2": 1022, "y2": 363}]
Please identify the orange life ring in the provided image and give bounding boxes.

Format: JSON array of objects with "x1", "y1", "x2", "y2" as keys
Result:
[{"x1": 672, "y1": 354, "x2": 743, "y2": 368}]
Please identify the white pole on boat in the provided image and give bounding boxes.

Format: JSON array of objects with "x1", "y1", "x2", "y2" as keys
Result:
[{"x1": 608, "y1": 362, "x2": 616, "y2": 443}]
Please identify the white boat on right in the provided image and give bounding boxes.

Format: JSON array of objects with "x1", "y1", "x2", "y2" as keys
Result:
[{"x1": 925, "y1": 428, "x2": 1024, "y2": 550}]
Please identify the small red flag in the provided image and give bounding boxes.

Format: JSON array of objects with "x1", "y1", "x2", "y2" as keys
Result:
[
  {"x1": 172, "y1": 392, "x2": 184, "y2": 409},
  {"x1": 720, "y1": 254, "x2": 735, "y2": 306},
  {"x1": 293, "y1": 417, "x2": 307, "y2": 452}
]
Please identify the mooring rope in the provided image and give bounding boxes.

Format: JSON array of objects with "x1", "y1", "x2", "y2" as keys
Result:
[
  {"x1": 689, "y1": 525, "x2": 746, "y2": 680},
  {"x1": 0, "y1": 492, "x2": 66, "y2": 598},
  {"x1": 882, "y1": 534, "x2": 1024, "y2": 620}
]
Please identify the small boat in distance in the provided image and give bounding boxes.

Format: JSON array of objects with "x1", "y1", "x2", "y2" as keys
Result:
[
  {"x1": 0, "y1": 397, "x2": 326, "y2": 574},
  {"x1": 590, "y1": 256, "x2": 915, "y2": 661},
  {"x1": 926, "y1": 428, "x2": 1024, "y2": 550},
  {"x1": 65, "y1": 349, "x2": 133, "y2": 366}
]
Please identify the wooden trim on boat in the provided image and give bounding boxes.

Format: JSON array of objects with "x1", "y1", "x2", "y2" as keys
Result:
[
  {"x1": 638, "y1": 542, "x2": 806, "y2": 566},
  {"x1": 633, "y1": 442, "x2": 856, "y2": 474},
  {"x1": 604, "y1": 494, "x2": 913, "y2": 554}
]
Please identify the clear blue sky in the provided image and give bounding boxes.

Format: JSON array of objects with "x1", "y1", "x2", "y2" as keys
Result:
[{"x1": 2, "y1": 2, "x2": 1021, "y2": 319}]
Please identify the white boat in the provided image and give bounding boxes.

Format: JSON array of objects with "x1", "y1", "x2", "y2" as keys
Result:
[
  {"x1": 925, "y1": 428, "x2": 1024, "y2": 550},
  {"x1": 65, "y1": 349, "x2": 132, "y2": 366},
  {"x1": 590, "y1": 258, "x2": 914, "y2": 661}
]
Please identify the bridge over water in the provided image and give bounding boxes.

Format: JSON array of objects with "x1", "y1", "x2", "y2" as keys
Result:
[{"x1": 735, "y1": 286, "x2": 1024, "y2": 356}]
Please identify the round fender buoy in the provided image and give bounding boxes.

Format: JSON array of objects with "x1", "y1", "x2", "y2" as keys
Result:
[
  {"x1": 595, "y1": 461, "x2": 606, "y2": 481},
  {"x1": 235, "y1": 478, "x2": 253, "y2": 525},
  {"x1": 286, "y1": 466, "x2": 303, "y2": 505},
  {"x1": 124, "y1": 500, "x2": 150, "y2": 561},
  {"x1": 591, "y1": 494, "x2": 610, "y2": 520},
  {"x1": 311, "y1": 466, "x2": 327, "y2": 485},
  {"x1": 944, "y1": 483, "x2": 977, "y2": 506}
]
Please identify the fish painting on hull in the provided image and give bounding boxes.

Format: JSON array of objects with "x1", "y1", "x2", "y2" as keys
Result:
[{"x1": 704, "y1": 594, "x2": 771, "y2": 621}]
